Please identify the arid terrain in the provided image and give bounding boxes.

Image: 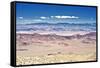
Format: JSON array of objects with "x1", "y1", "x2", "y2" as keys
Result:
[{"x1": 16, "y1": 32, "x2": 96, "y2": 65}]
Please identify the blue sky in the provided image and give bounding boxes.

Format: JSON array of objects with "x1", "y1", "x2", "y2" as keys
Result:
[{"x1": 16, "y1": 3, "x2": 96, "y2": 24}]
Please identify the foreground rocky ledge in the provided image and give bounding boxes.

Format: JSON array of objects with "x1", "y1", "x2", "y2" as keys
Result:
[{"x1": 17, "y1": 53, "x2": 96, "y2": 65}]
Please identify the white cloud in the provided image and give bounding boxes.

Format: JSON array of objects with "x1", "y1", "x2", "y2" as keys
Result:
[
  {"x1": 40, "y1": 16, "x2": 47, "y2": 19},
  {"x1": 51, "y1": 16, "x2": 79, "y2": 19},
  {"x1": 71, "y1": 16, "x2": 79, "y2": 19},
  {"x1": 19, "y1": 17, "x2": 23, "y2": 19}
]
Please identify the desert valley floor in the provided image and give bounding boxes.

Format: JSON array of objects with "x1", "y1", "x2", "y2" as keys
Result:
[{"x1": 16, "y1": 32, "x2": 96, "y2": 65}]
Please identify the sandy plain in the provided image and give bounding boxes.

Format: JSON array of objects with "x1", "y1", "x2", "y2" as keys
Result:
[{"x1": 16, "y1": 31, "x2": 96, "y2": 65}]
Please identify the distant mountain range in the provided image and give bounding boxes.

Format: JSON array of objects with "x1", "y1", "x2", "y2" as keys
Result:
[{"x1": 17, "y1": 32, "x2": 96, "y2": 41}]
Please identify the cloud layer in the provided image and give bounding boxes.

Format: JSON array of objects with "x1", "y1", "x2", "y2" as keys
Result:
[
  {"x1": 17, "y1": 15, "x2": 80, "y2": 24},
  {"x1": 40, "y1": 16, "x2": 79, "y2": 19}
]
